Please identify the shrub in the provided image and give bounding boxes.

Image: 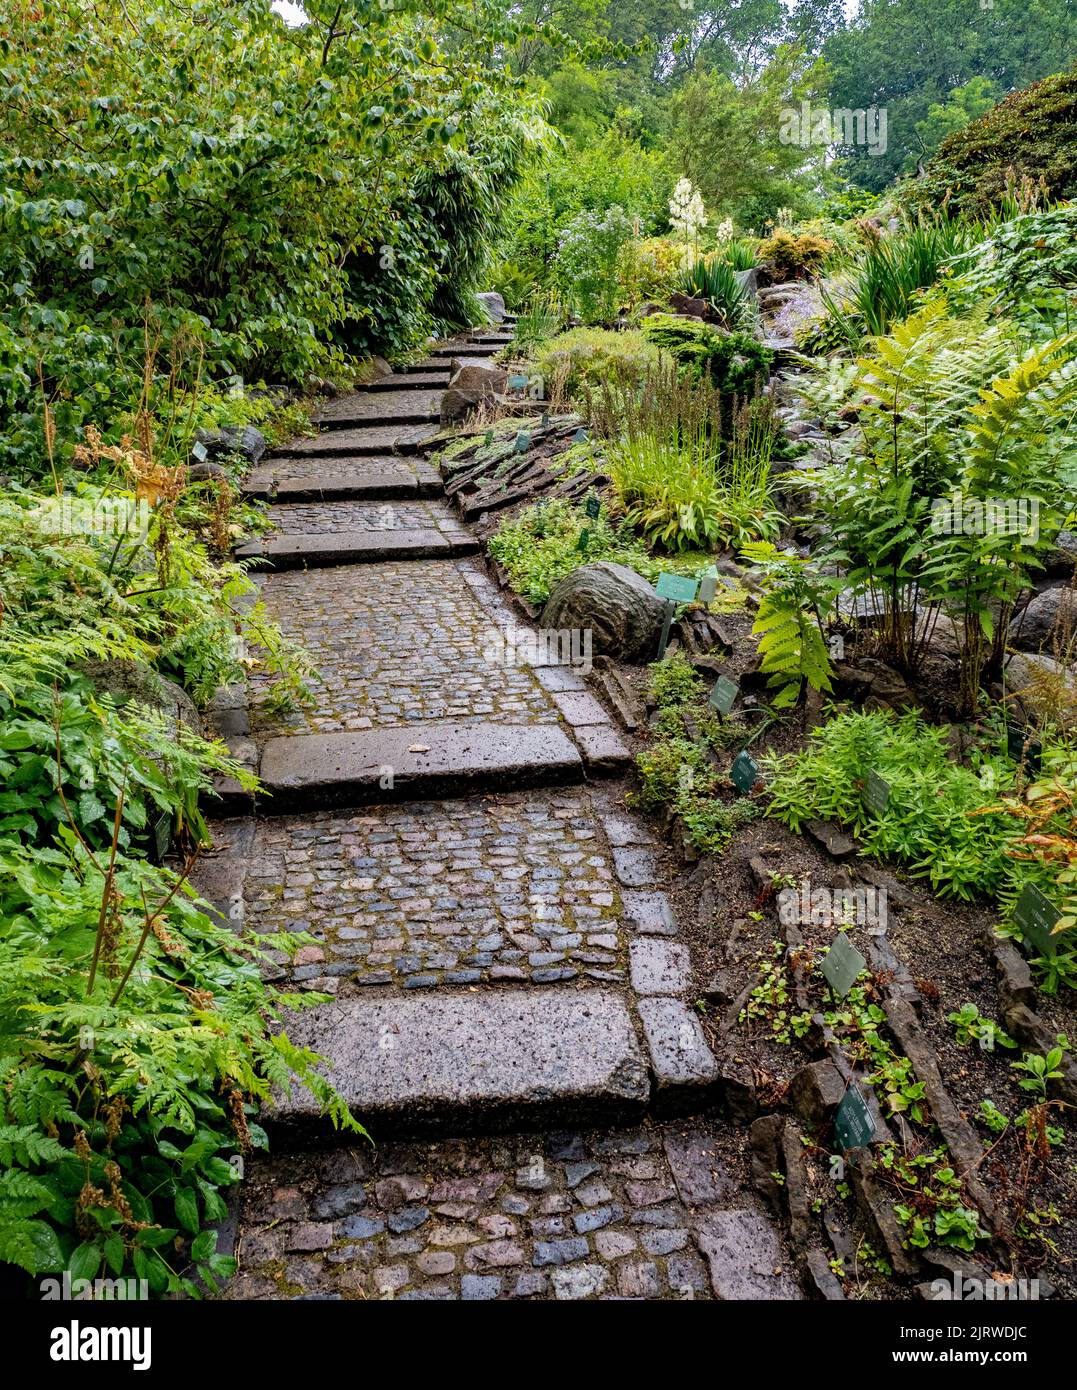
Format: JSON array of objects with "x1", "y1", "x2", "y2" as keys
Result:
[
  {"x1": 620, "y1": 237, "x2": 690, "y2": 310},
  {"x1": 554, "y1": 206, "x2": 634, "y2": 323},
  {"x1": 757, "y1": 228, "x2": 835, "y2": 280},
  {"x1": 679, "y1": 257, "x2": 750, "y2": 328},
  {"x1": 639, "y1": 315, "x2": 773, "y2": 396},
  {"x1": 535, "y1": 328, "x2": 664, "y2": 400},
  {"x1": 487, "y1": 498, "x2": 665, "y2": 605},
  {"x1": 908, "y1": 69, "x2": 1077, "y2": 219}
]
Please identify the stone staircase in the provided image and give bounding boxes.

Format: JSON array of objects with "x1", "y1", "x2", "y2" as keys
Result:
[{"x1": 197, "y1": 319, "x2": 802, "y2": 1300}]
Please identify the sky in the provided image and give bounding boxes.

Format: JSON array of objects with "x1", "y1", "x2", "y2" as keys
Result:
[{"x1": 272, "y1": 1, "x2": 307, "y2": 24}]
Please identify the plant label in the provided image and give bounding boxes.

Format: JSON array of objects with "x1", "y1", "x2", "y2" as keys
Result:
[
  {"x1": 1006, "y1": 723, "x2": 1043, "y2": 774},
  {"x1": 731, "y1": 749, "x2": 761, "y2": 795},
  {"x1": 698, "y1": 566, "x2": 719, "y2": 604},
  {"x1": 709, "y1": 675, "x2": 738, "y2": 716},
  {"x1": 153, "y1": 811, "x2": 172, "y2": 863},
  {"x1": 834, "y1": 1084, "x2": 876, "y2": 1152},
  {"x1": 513, "y1": 431, "x2": 531, "y2": 453},
  {"x1": 541, "y1": 411, "x2": 550, "y2": 430},
  {"x1": 572, "y1": 426, "x2": 589, "y2": 444},
  {"x1": 822, "y1": 932, "x2": 867, "y2": 998},
  {"x1": 654, "y1": 572, "x2": 698, "y2": 603},
  {"x1": 508, "y1": 373, "x2": 529, "y2": 392},
  {"x1": 863, "y1": 769, "x2": 891, "y2": 817},
  {"x1": 191, "y1": 442, "x2": 209, "y2": 463},
  {"x1": 1014, "y1": 883, "x2": 1061, "y2": 957},
  {"x1": 483, "y1": 430, "x2": 494, "y2": 445},
  {"x1": 577, "y1": 528, "x2": 590, "y2": 551},
  {"x1": 585, "y1": 493, "x2": 601, "y2": 520}
]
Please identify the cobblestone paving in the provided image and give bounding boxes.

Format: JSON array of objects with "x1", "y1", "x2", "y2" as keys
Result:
[
  {"x1": 224, "y1": 1123, "x2": 745, "y2": 1301},
  {"x1": 240, "y1": 790, "x2": 623, "y2": 992},
  {"x1": 267, "y1": 499, "x2": 456, "y2": 536},
  {"x1": 249, "y1": 559, "x2": 559, "y2": 737}
]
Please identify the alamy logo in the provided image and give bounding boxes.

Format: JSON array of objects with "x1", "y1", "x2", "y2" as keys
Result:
[
  {"x1": 777, "y1": 882, "x2": 888, "y2": 934},
  {"x1": 930, "y1": 1271, "x2": 1039, "y2": 1301},
  {"x1": 483, "y1": 625, "x2": 593, "y2": 675},
  {"x1": 49, "y1": 1320, "x2": 151, "y2": 1370},
  {"x1": 929, "y1": 490, "x2": 1040, "y2": 542},
  {"x1": 779, "y1": 102, "x2": 887, "y2": 156}
]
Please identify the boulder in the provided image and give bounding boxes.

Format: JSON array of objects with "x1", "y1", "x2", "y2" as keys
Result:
[
  {"x1": 81, "y1": 659, "x2": 201, "y2": 742},
  {"x1": 734, "y1": 267, "x2": 760, "y2": 298},
  {"x1": 187, "y1": 460, "x2": 228, "y2": 484},
  {"x1": 1044, "y1": 529, "x2": 1077, "y2": 579},
  {"x1": 476, "y1": 291, "x2": 507, "y2": 324},
  {"x1": 669, "y1": 291, "x2": 710, "y2": 320},
  {"x1": 1008, "y1": 586, "x2": 1076, "y2": 651},
  {"x1": 541, "y1": 562, "x2": 668, "y2": 663},
  {"x1": 1003, "y1": 651, "x2": 1077, "y2": 721},
  {"x1": 440, "y1": 363, "x2": 508, "y2": 426},
  {"x1": 193, "y1": 424, "x2": 266, "y2": 467}
]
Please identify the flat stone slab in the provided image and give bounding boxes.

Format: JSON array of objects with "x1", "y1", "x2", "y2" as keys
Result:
[
  {"x1": 235, "y1": 528, "x2": 477, "y2": 569},
  {"x1": 313, "y1": 389, "x2": 443, "y2": 427},
  {"x1": 257, "y1": 721, "x2": 584, "y2": 811},
  {"x1": 270, "y1": 423, "x2": 440, "y2": 457},
  {"x1": 621, "y1": 890, "x2": 678, "y2": 936},
  {"x1": 629, "y1": 939, "x2": 691, "y2": 996},
  {"x1": 695, "y1": 1209, "x2": 800, "y2": 1300},
  {"x1": 357, "y1": 372, "x2": 450, "y2": 391},
  {"x1": 268, "y1": 988, "x2": 649, "y2": 1136},
  {"x1": 242, "y1": 458, "x2": 440, "y2": 501},
  {"x1": 636, "y1": 997, "x2": 720, "y2": 1113}
]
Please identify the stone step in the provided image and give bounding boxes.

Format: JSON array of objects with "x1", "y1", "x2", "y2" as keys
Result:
[
  {"x1": 355, "y1": 372, "x2": 450, "y2": 392},
  {"x1": 313, "y1": 389, "x2": 443, "y2": 428},
  {"x1": 235, "y1": 527, "x2": 478, "y2": 570},
  {"x1": 269, "y1": 423, "x2": 441, "y2": 457},
  {"x1": 430, "y1": 343, "x2": 504, "y2": 359},
  {"x1": 256, "y1": 721, "x2": 585, "y2": 813},
  {"x1": 241, "y1": 457, "x2": 441, "y2": 502},
  {"x1": 398, "y1": 358, "x2": 453, "y2": 374},
  {"x1": 265, "y1": 987, "x2": 649, "y2": 1140}
]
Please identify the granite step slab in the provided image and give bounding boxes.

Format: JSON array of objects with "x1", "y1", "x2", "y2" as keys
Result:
[
  {"x1": 241, "y1": 458, "x2": 441, "y2": 501},
  {"x1": 235, "y1": 527, "x2": 478, "y2": 569},
  {"x1": 269, "y1": 423, "x2": 441, "y2": 457},
  {"x1": 257, "y1": 720, "x2": 585, "y2": 812},
  {"x1": 313, "y1": 389, "x2": 443, "y2": 428},
  {"x1": 266, "y1": 987, "x2": 650, "y2": 1140}
]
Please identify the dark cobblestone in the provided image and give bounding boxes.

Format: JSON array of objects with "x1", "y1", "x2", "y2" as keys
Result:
[
  {"x1": 235, "y1": 790, "x2": 624, "y2": 990},
  {"x1": 267, "y1": 498, "x2": 455, "y2": 535},
  {"x1": 225, "y1": 1124, "x2": 799, "y2": 1301},
  {"x1": 249, "y1": 558, "x2": 559, "y2": 736}
]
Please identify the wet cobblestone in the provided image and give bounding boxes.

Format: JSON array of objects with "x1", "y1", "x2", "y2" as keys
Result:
[
  {"x1": 224, "y1": 1124, "x2": 757, "y2": 1301},
  {"x1": 267, "y1": 499, "x2": 456, "y2": 535},
  {"x1": 249, "y1": 559, "x2": 559, "y2": 736},
  {"x1": 240, "y1": 790, "x2": 624, "y2": 991}
]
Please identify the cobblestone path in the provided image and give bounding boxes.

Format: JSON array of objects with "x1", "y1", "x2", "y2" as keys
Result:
[{"x1": 202, "y1": 325, "x2": 802, "y2": 1300}]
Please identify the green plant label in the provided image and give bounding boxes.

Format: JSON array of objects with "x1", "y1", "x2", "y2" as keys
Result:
[
  {"x1": 834, "y1": 1084, "x2": 876, "y2": 1152},
  {"x1": 577, "y1": 528, "x2": 590, "y2": 551},
  {"x1": 483, "y1": 430, "x2": 494, "y2": 445},
  {"x1": 153, "y1": 811, "x2": 172, "y2": 863},
  {"x1": 513, "y1": 431, "x2": 531, "y2": 453},
  {"x1": 654, "y1": 572, "x2": 698, "y2": 603},
  {"x1": 822, "y1": 933, "x2": 867, "y2": 998},
  {"x1": 572, "y1": 427, "x2": 589, "y2": 444},
  {"x1": 1006, "y1": 723, "x2": 1043, "y2": 774},
  {"x1": 508, "y1": 373, "x2": 529, "y2": 391},
  {"x1": 709, "y1": 675, "x2": 738, "y2": 716},
  {"x1": 863, "y1": 769, "x2": 891, "y2": 817},
  {"x1": 1014, "y1": 883, "x2": 1061, "y2": 957},
  {"x1": 698, "y1": 565, "x2": 719, "y2": 604},
  {"x1": 541, "y1": 411, "x2": 550, "y2": 430},
  {"x1": 191, "y1": 441, "x2": 208, "y2": 463},
  {"x1": 730, "y1": 749, "x2": 761, "y2": 795},
  {"x1": 585, "y1": 493, "x2": 601, "y2": 520}
]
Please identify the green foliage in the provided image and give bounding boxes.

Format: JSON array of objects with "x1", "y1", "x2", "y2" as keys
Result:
[
  {"x1": 948, "y1": 1003, "x2": 1016, "y2": 1051},
  {"x1": 821, "y1": 220, "x2": 976, "y2": 343},
  {"x1": 944, "y1": 203, "x2": 1077, "y2": 336},
  {"x1": 487, "y1": 497, "x2": 663, "y2": 606},
  {"x1": 639, "y1": 315, "x2": 773, "y2": 395},
  {"x1": 0, "y1": 0, "x2": 546, "y2": 474},
  {"x1": 1012, "y1": 1038, "x2": 1070, "y2": 1099},
  {"x1": 757, "y1": 229, "x2": 834, "y2": 281},
  {"x1": 535, "y1": 327, "x2": 664, "y2": 399},
  {"x1": 619, "y1": 237, "x2": 690, "y2": 311},
  {"x1": 766, "y1": 709, "x2": 1076, "y2": 938},
  {"x1": 554, "y1": 205, "x2": 634, "y2": 323},
  {"x1": 679, "y1": 257, "x2": 750, "y2": 328},
  {"x1": 740, "y1": 543, "x2": 837, "y2": 709},
  {"x1": 909, "y1": 68, "x2": 1077, "y2": 218}
]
